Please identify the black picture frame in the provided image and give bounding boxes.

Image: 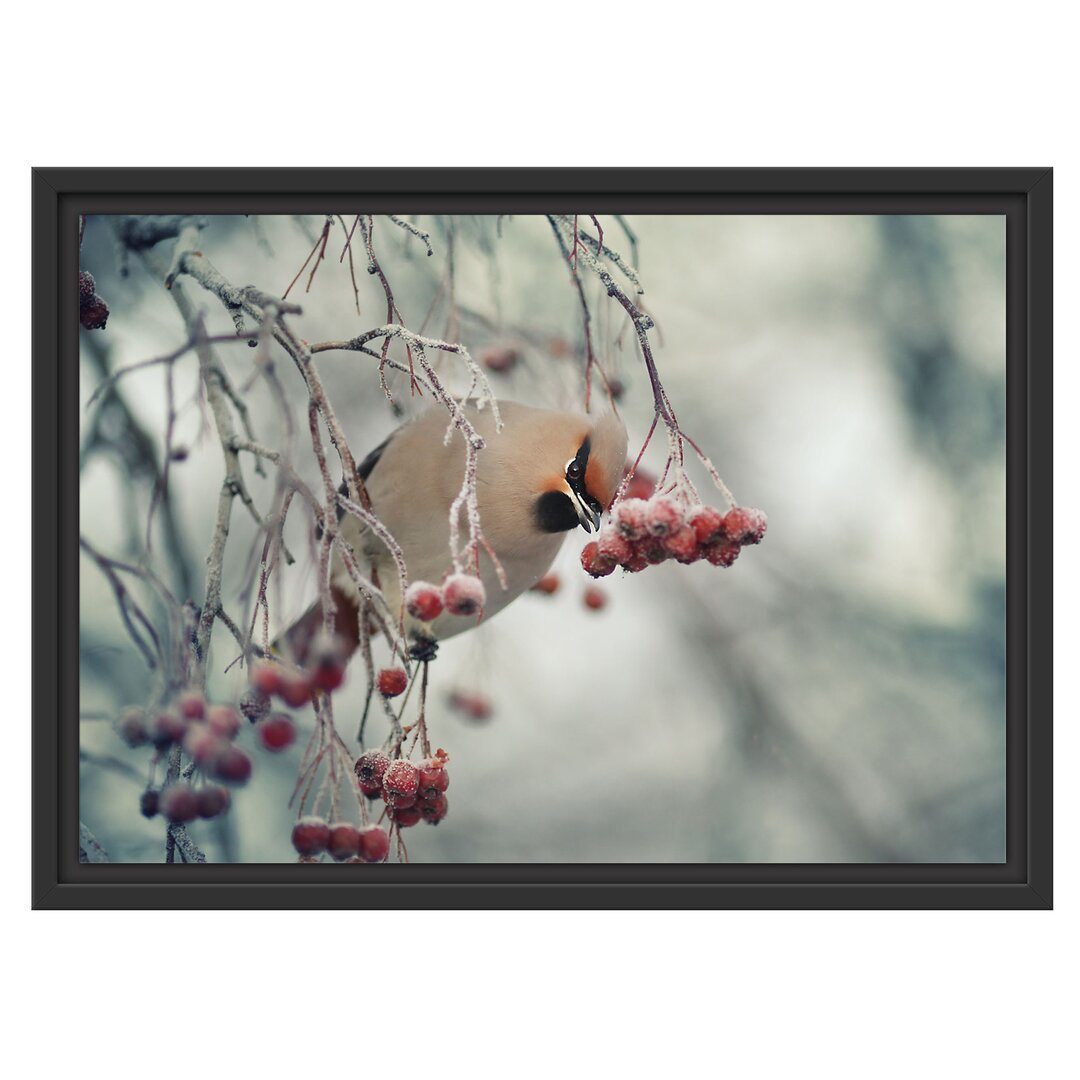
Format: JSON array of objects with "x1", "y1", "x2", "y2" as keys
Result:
[{"x1": 35, "y1": 167, "x2": 1053, "y2": 910}]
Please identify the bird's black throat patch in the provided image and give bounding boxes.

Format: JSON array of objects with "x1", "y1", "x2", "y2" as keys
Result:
[{"x1": 535, "y1": 490, "x2": 579, "y2": 533}]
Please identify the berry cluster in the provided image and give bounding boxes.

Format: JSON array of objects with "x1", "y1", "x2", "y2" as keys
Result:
[
  {"x1": 250, "y1": 636, "x2": 348, "y2": 711},
  {"x1": 291, "y1": 817, "x2": 391, "y2": 863},
  {"x1": 405, "y1": 574, "x2": 486, "y2": 623},
  {"x1": 79, "y1": 269, "x2": 109, "y2": 331},
  {"x1": 581, "y1": 498, "x2": 767, "y2": 578},
  {"x1": 144, "y1": 782, "x2": 232, "y2": 824},
  {"x1": 354, "y1": 749, "x2": 451, "y2": 828},
  {"x1": 117, "y1": 694, "x2": 254, "y2": 785}
]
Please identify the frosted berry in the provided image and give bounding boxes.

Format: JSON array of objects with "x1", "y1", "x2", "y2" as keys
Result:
[
  {"x1": 117, "y1": 707, "x2": 149, "y2": 748},
  {"x1": 251, "y1": 662, "x2": 283, "y2": 698},
  {"x1": 580, "y1": 541, "x2": 615, "y2": 579},
  {"x1": 80, "y1": 295, "x2": 109, "y2": 331},
  {"x1": 161, "y1": 785, "x2": 199, "y2": 823},
  {"x1": 583, "y1": 586, "x2": 608, "y2": 611},
  {"x1": 79, "y1": 270, "x2": 96, "y2": 302},
  {"x1": 359, "y1": 825, "x2": 390, "y2": 863},
  {"x1": 355, "y1": 750, "x2": 391, "y2": 789},
  {"x1": 642, "y1": 539, "x2": 670, "y2": 565},
  {"x1": 291, "y1": 816, "x2": 330, "y2": 856},
  {"x1": 377, "y1": 667, "x2": 408, "y2": 698},
  {"x1": 417, "y1": 762, "x2": 450, "y2": 798},
  {"x1": 597, "y1": 530, "x2": 633, "y2": 566},
  {"x1": 383, "y1": 759, "x2": 419, "y2": 801},
  {"x1": 257, "y1": 714, "x2": 297, "y2": 752},
  {"x1": 151, "y1": 709, "x2": 188, "y2": 749},
  {"x1": 620, "y1": 550, "x2": 649, "y2": 573},
  {"x1": 703, "y1": 541, "x2": 741, "y2": 568},
  {"x1": 613, "y1": 498, "x2": 650, "y2": 541},
  {"x1": 196, "y1": 784, "x2": 230, "y2": 819},
  {"x1": 419, "y1": 794, "x2": 449, "y2": 825},
  {"x1": 183, "y1": 724, "x2": 226, "y2": 766},
  {"x1": 724, "y1": 507, "x2": 768, "y2": 545},
  {"x1": 646, "y1": 496, "x2": 684, "y2": 538},
  {"x1": 206, "y1": 704, "x2": 242, "y2": 739},
  {"x1": 212, "y1": 745, "x2": 252, "y2": 784},
  {"x1": 663, "y1": 525, "x2": 700, "y2": 564},
  {"x1": 389, "y1": 804, "x2": 422, "y2": 828},
  {"x1": 310, "y1": 638, "x2": 347, "y2": 692},
  {"x1": 530, "y1": 573, "x2": 560, "y2": 595},
  {"x1": 140, "y1": 790, "x2": 159, "y2": 818},
  {"x1": 177, "y1": 691, "x2": 205, "y2": 721},
  {"x1": 279, "y1": 671, "x2": 313, "y2": 708},
  {"x1": 239, "y1": 688, "x2": 271, "y2": 724},
  {"x1": 689, "y1": 506, "x2": 726, "y2": 545},
  {"x1": 405, "y1": 581, "x2": 444, "y2": 622},
  {"x1": 327, "y1": 822, "x2": 362, "y2": 861},
  {"x1": 443, "y1": 574, "x2": 486, "y2": 617}
]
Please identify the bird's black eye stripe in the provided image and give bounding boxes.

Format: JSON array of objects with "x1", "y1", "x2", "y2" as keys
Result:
[{"x1": 566, "y1": 436, "x2": 591, "y2": 484}]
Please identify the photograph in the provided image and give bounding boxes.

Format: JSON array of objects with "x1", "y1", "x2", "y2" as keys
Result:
[{"x1": 74, "y1": 206, "x2": 1009, "y2": 867}]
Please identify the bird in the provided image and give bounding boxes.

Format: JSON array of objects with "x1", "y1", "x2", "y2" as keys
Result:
[{"x1": 283, "y1": 400, "x2": 627, "y2": 662}]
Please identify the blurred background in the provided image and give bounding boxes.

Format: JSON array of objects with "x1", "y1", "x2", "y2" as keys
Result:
[{"x1": 78, "y1": 211, "x2": 1006, "y2": 863}]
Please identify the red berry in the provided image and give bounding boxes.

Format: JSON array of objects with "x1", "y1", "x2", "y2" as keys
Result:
[
  {"x1": 327, "y1": 822, "x2": 362, "y2": 861},
  {"x1": 443, "y1": 574, "x2": 486, "y2": 617},
  {"x1": 80, "y1": 295, "x2": 109, "y2": 331},
  {"x1": 703, "y1": 541, "x2": 741, "y2": 568},
  {"x1": 621, "y1": 550, "x2": 649, "y2": 573},
  {"x1": 177, "y1": 691, "x2": 205, "y2": 721},
  {"x1": 448, "y1": 690, "x2": 493, "y2": 722},
  {"x1": 580, "y1": 541, "x2": 615, "y2": 579},
  {"x1": 479, "y1": 345, "x2": 520, "y2": 373},
  {"x1": 139, "y1": 790, "x2": 159, "y2": 818},
  {"x1": 383, "y1": 759, "x2": 419, "y2": 800},
  {"x1": 613, "y1": 498, "x2": 650, "y2": 541},
  {"x1": 291, "y1": 816, "x2": 330, "y2": 856},
  {"x1": 279, "y1": 671, "x2": 313, "y2": 708},
  {"x1": 417, "y1": 762, "x2": 450, "y2": 798},
  {"x1": 405, "y1": 581, "x2": 445, "y2": 622},
  {"x1": 358, "y1": 825, "x2": 390, "y2": 863},
  {"x1": 196, "y1": 784, "x2": 230, "y2": 819},
  {"x1": 419, "y1": 794, "x2": 449, "y2": 825},
  {"x1": 151, "y1": 709, "x2": 188, "y2": 749},
  {"x1": 183, "y1": 724, "x2": 226, "y2": 766},
  {"x1": 355, "y1": 750, "x2": 391, "y2": 787},
  {"x1": 689, "y1": 506, "x2": 726, "y2": 545},
  {"x1": 641, "y1": 539, "x2": 670, "y2": 565},
  {"x1": 530, "y1": 573, "x2": 560, "y2": 595},
  {"x1": 597, "y1": 529, "x2": 633, "y2": 566},
  {"x1": 212, "y1": 745, "x2": 252, "y2": 784},
  {"x1": 646, "y1": 496, "x2": 684, "y2": 537},
  {"x1": 206, "y1": 704, "x2": 242, "y2": 739},
  {"x1": 310, "y1": 638, "x2": 348, "y2": 692},
  {"x1": 583, "y1": 586, "x2": 608, "y2": 611},
  {"x1": 724, "y1": 507, "x2": 768, "y2": 545},
  {"x1": 251, "y1": 662, "x2": 282, "y2": 697},
  {"x1": 384, "y1": 790, "x2": 417, "y2": 809},
  {"x1": 389, "y1": 804, "x2": 422, "y2": 828},
  {"x1": 117, "y1": 707, "x2": 149, "y2": 748},
  {"x1": 257, "y1": 714, "x2": 297, "y2": 752},
  {"x1": 377, "y1": 667, "x2": 408, "y2": 698},
  {"x1": 239, "y1": 688, "x2": 271, "y2": 723},
  {"x1": 161, "y1": 785, "x2": 199, "y2": 823},
  {"x1": 663, "y1": 525, "x2": 700, "y2": 563},
  {"x1": 79, "y1": 270, "x2": 96, "y2": 302}
]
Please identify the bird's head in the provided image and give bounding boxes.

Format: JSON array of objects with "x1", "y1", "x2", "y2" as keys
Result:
[{"x1": 535, "y1": 410, "x2": 628, "y2": 535}]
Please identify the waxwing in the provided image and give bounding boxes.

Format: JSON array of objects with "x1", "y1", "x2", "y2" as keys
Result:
[{"x1": 284, "y1": 401, "x2": 627, "y2": 661}]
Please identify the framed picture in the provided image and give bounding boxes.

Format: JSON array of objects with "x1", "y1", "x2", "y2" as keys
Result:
[{"x1": 34, "y1": 167, "x2": 1052, "y2": 908}]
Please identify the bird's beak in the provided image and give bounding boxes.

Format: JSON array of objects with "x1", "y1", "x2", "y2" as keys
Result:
[{"x1": 567, "y1": 484, "x2": 602, "y2": 533}]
